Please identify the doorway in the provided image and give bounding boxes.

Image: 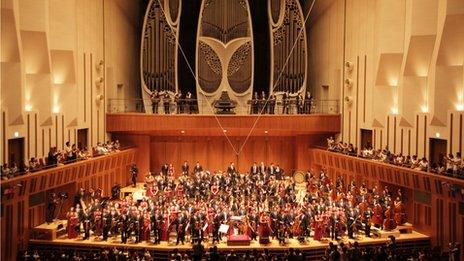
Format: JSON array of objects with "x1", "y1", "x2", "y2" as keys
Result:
[
  {"x1": 77, "y1": 129, "x2": 88, "y2": 150},
  {"x1": 360, "y1": 129, "x2": 373, "y2": 149},
  {"x1": 429, "y1": 138, "x2": 447, "y2": 166},
  {"x1": 8, "y1": 138, "x2": 25, "y2": 166}
]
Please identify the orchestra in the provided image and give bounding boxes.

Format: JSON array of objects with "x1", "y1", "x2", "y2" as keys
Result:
[{"x1": 66, "y1": 162, "x2": 407, "y2": 246}]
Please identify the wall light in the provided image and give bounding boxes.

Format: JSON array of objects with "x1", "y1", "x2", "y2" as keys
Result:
[
  {"x1": 14, "y1": 131, "x2": 19, "y2": 138},
  {"x1": 435, "y1": 132, "x2": 440, "y2": 138},
  {"x1": 456, "y1": 104, "x2": 464, "y2": 111},
  {"x1": 420, "y1": 105, "x2": 428, "y2": 113},
  {"x1": 53, "y1": 105, "x2": 60, "y2": 114},
  {"x1": 25, "y1": 104, "x2": 32, "y2": 112},
  {"x1": 391, "y1": 107, "x2": 399, "y2": 114}
]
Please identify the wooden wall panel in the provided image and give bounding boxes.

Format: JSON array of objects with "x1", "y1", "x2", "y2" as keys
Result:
[
  {"x1": 149, "y1": 136, "x2": 303, "y2": 175},
  {"x1": 0, "y1": 149, "x2": 136, "y2": 261}
]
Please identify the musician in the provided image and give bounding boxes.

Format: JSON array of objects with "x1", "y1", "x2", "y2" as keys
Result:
[
  {"x1": 82, "y1": 210, "x2": 91, "y2": 240},
  {"x1": 268, "y1": 163, "x2": 275, "y2": 177},
  {"x1": 181, "y1": 161, "x2": 189, "y2": 176},
  {"x1": 176, "y1": 216, "x2": 186, "y2": 245},
  {"x1": 282, "y1": 92, "x2": 289, "y2": 114},
  {"x1": 383, "y1": 205, "x2": 397, "y2": 231},
  {"x1": 46, "y1": 193, "x2": 59, "y2": 224},
  {"x1": 372, "y1": 200, "x2": 384, "y2": 229},
  {"x1": 304, "y1": 92, "x2": 313, "y2": 114},
  {"x1": 150, "y1": 90, "x2": 159, "y2": 114},
  {"x1": 163, "y1": 92, "x2": 171, "y2": 114},
  {"x1": 269, "y1": 94, "x2": 276, "y2": 114},
  {"x1": 119, "y1": 213, "x2": 129, "y2": 243},
  {"x1": 175, "y1": 90, "x2": 182, "y2": 114},
  {"x1": 102, "y1": 209, "x2": 112, "y2": 241},
  {"x1": 296, "y1": 92, "x2": 304, "y2": 114},
  {"x1": 250, "y1": 162, "x2": 259, "y2": 178},
  {"x1": 347, "y1": 208, "x2": 357, "y2": 239},
  {"x1": 363, "y1": 209, "x2": 372, "y2": 238},
  {"x1": 94, "y1": 208, "x2": 103, "y2": 237},
  {"x1": 393, "y1": 197, "x2": 406, "y2": 226},
  {"x1": 330, "y1": 213, "x2": 338, "y2": 241},
  {"x1": 227, "y1": 162, "x2": 237, "y2": 175},
  {"x1": 275, "y1": 165, "x2": 283, "y2": 180},
  {"x1": 193, "y1": 162, "x2": 203, "y2": 174},
  {"x1": 66, "y1": 207, "x2": 79, "y2": 239},
  {"x1": 160, "y1": 163, "x2": 169, "y2": 176},
  {"x1": 260, "y1": 91, "x2": 267, "y2": 114},
  {"x1": 277, "y1": 222, "x2": 286, "y2": 245},
  {"x1": 130, "y1": 164, "x2": 138, "y2": 187},
  {"x1": 252, "y1": 92, "x2": 259, "y2": 114}
]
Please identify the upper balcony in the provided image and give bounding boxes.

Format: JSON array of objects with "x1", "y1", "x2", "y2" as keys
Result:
[{"x1": 106, "y1": 98, "x2": 341, "y2": 137}]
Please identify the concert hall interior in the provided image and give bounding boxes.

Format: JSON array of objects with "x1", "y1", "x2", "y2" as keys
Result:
[{"x1": 1, "y1": 0, "x2": 463, "y2": 260}]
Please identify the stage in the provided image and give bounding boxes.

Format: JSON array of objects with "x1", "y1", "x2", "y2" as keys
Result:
[
  {"x1": 29, "y1": 184, "x2": 431, "y2": 259},
  {"x1": 29, "y1": 219, "x2": 430, "y2": 261}
]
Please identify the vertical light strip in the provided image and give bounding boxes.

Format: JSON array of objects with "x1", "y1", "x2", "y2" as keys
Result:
[
  {"x1": 90, "y1": 53, "x2": 93, "y2": 146},
  {"x1": 393, "y1": 116, "x2": 397, "y2": 153},
  {"x1": 27, "y1": 114, "x2": 30, "y2": 159},
  {"x1": 42, "y1": 129, "x2": 45, "y2": 156},
  {"x1": 423, "y1": 115, "x2": 427, "y2": 157},
  {"x1": 400, "y1": 128, "x2": 403, "y2": 154},
  {"x1": 408, "y1": 129, "x2": 411, "y2": 156},
  {"x1": 84, "y1": 53, "x2": 87, "y2": 122},
  {"x1": 450, "y1": 113, "x2": 453, "y2": 154},
  {"x1": 3, "y1": 111, "x2": 6, "y2": 163},
  {"x1": 459, "y1": 114, "x2": 462, "y2": 153},
  {"x1": 416, "y1": 115, "x2": 419, "y2": 155},
  {"x1": 62, "y1": 115, "x2": 65, "y2": 147},
  {"x1": 363, "y1": 55, "x2": 367, "y2": 123},
  {"x1": 386, "y1": 116, "x2": 390, "y2": 149},
  {"x1": 355, "y1": 56, "x2": 359, "y2": 147},
  {"x1": 34, "y1": 114, "x2": 38, "y2": 157},
  {"x1": 380, "y1": 130, "x2": 383, "y2": 149},
  {"x1": 55, "y1": 116, "x2": 58, "y2": 148}
]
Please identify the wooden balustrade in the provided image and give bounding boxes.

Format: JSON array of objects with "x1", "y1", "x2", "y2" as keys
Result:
[
  {"x1": 0, "y1": 148, "x2": 136, "y2": 261},
  {"x1": 310, "y1": 149, "x2": 464, "y2": 249}
]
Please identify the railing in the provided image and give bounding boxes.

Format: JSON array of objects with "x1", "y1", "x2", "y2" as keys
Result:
[{"x1": 107, "y1": 98, "x2": 339, "y2": 115}]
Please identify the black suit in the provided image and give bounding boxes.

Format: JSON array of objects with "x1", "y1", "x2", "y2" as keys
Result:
[
  {"x1": 181, "y1": 164, "x2": 189, "y2": 175},
  {"x1": 250, "y1": 165, "x2": 259, "y2": 175},
  {"x1": 161, "y1": 165, "x2": 169, "y2": 176}
]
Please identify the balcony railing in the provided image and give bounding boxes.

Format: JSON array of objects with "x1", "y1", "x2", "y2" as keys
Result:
[{"x1": 107, "y1": 98, "x2": 339, "y2": 115}]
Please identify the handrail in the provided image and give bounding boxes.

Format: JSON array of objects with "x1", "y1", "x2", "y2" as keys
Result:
[
  {"x1": 312, "y1": 149, "x2": 464, "y2": 186},
  {"x1": 107, "y1": 98, "x2": 340, "y2": 115},
  {"x1": 0, "y1": 147, "x2": 135, "y2": 186}
]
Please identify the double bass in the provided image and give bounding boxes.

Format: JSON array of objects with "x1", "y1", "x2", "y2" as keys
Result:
[{"x1": 383, "y1": 206, "x2": 397, "y2": 231}]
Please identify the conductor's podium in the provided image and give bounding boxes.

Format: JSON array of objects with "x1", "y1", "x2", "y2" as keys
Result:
[
  {"x1": 227, "y1": 235, "x2": 251, "y2": 246},
  {"x1": 30, "y1": 220, "x2": 67, "y2": 241}
]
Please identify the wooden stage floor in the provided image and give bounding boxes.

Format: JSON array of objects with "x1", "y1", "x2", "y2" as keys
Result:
[{"x1": 30, "y1": 229, "x2": 430, "y2": 252}]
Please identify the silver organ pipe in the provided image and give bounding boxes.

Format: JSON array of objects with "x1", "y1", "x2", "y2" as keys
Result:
[
  {"x1": 269, "y1": 0, "x2": 307, "y2": 95},
  {"x1": 141, "y1": 0, "x2": 180, "y2": 95}
]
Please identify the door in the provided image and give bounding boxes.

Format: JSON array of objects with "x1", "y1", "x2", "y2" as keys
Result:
[
  {"x1": 429, "y1": 138, "x2": 447, "y2": 166},
  {"x1": 8, "y1": 138, "x2": 25, "y2": 166},
  {"x1": 77, "y1": 129, "x2": 88, "y2": 150},
  {"x1": 360, "y1": 129, "x2": 373, "y2": 149}
]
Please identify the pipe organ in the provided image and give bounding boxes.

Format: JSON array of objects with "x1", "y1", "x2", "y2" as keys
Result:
[
  {"x1": 141, "y1": 0, "x2": 181, "y2": 101},
  {"x1": 196, "y1": 0, "x2": 254, "y2": 113},
  {"x1": 268, "y1": 0, "x2": 307, "y2": 95}
]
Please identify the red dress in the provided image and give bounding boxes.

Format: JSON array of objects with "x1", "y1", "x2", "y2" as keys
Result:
[
  {"x1": 94, "y1": 210, "x2": 103, "y2": 236},
  {"x1": 142, "y1": 215, "x2": 151, "y2": 241},
  {"x1": 372, "y1": 204, "x2": 383, "y2": 227},
  {"x1": 67, "y1": 212, "x2": 79, "y2": 239}
]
